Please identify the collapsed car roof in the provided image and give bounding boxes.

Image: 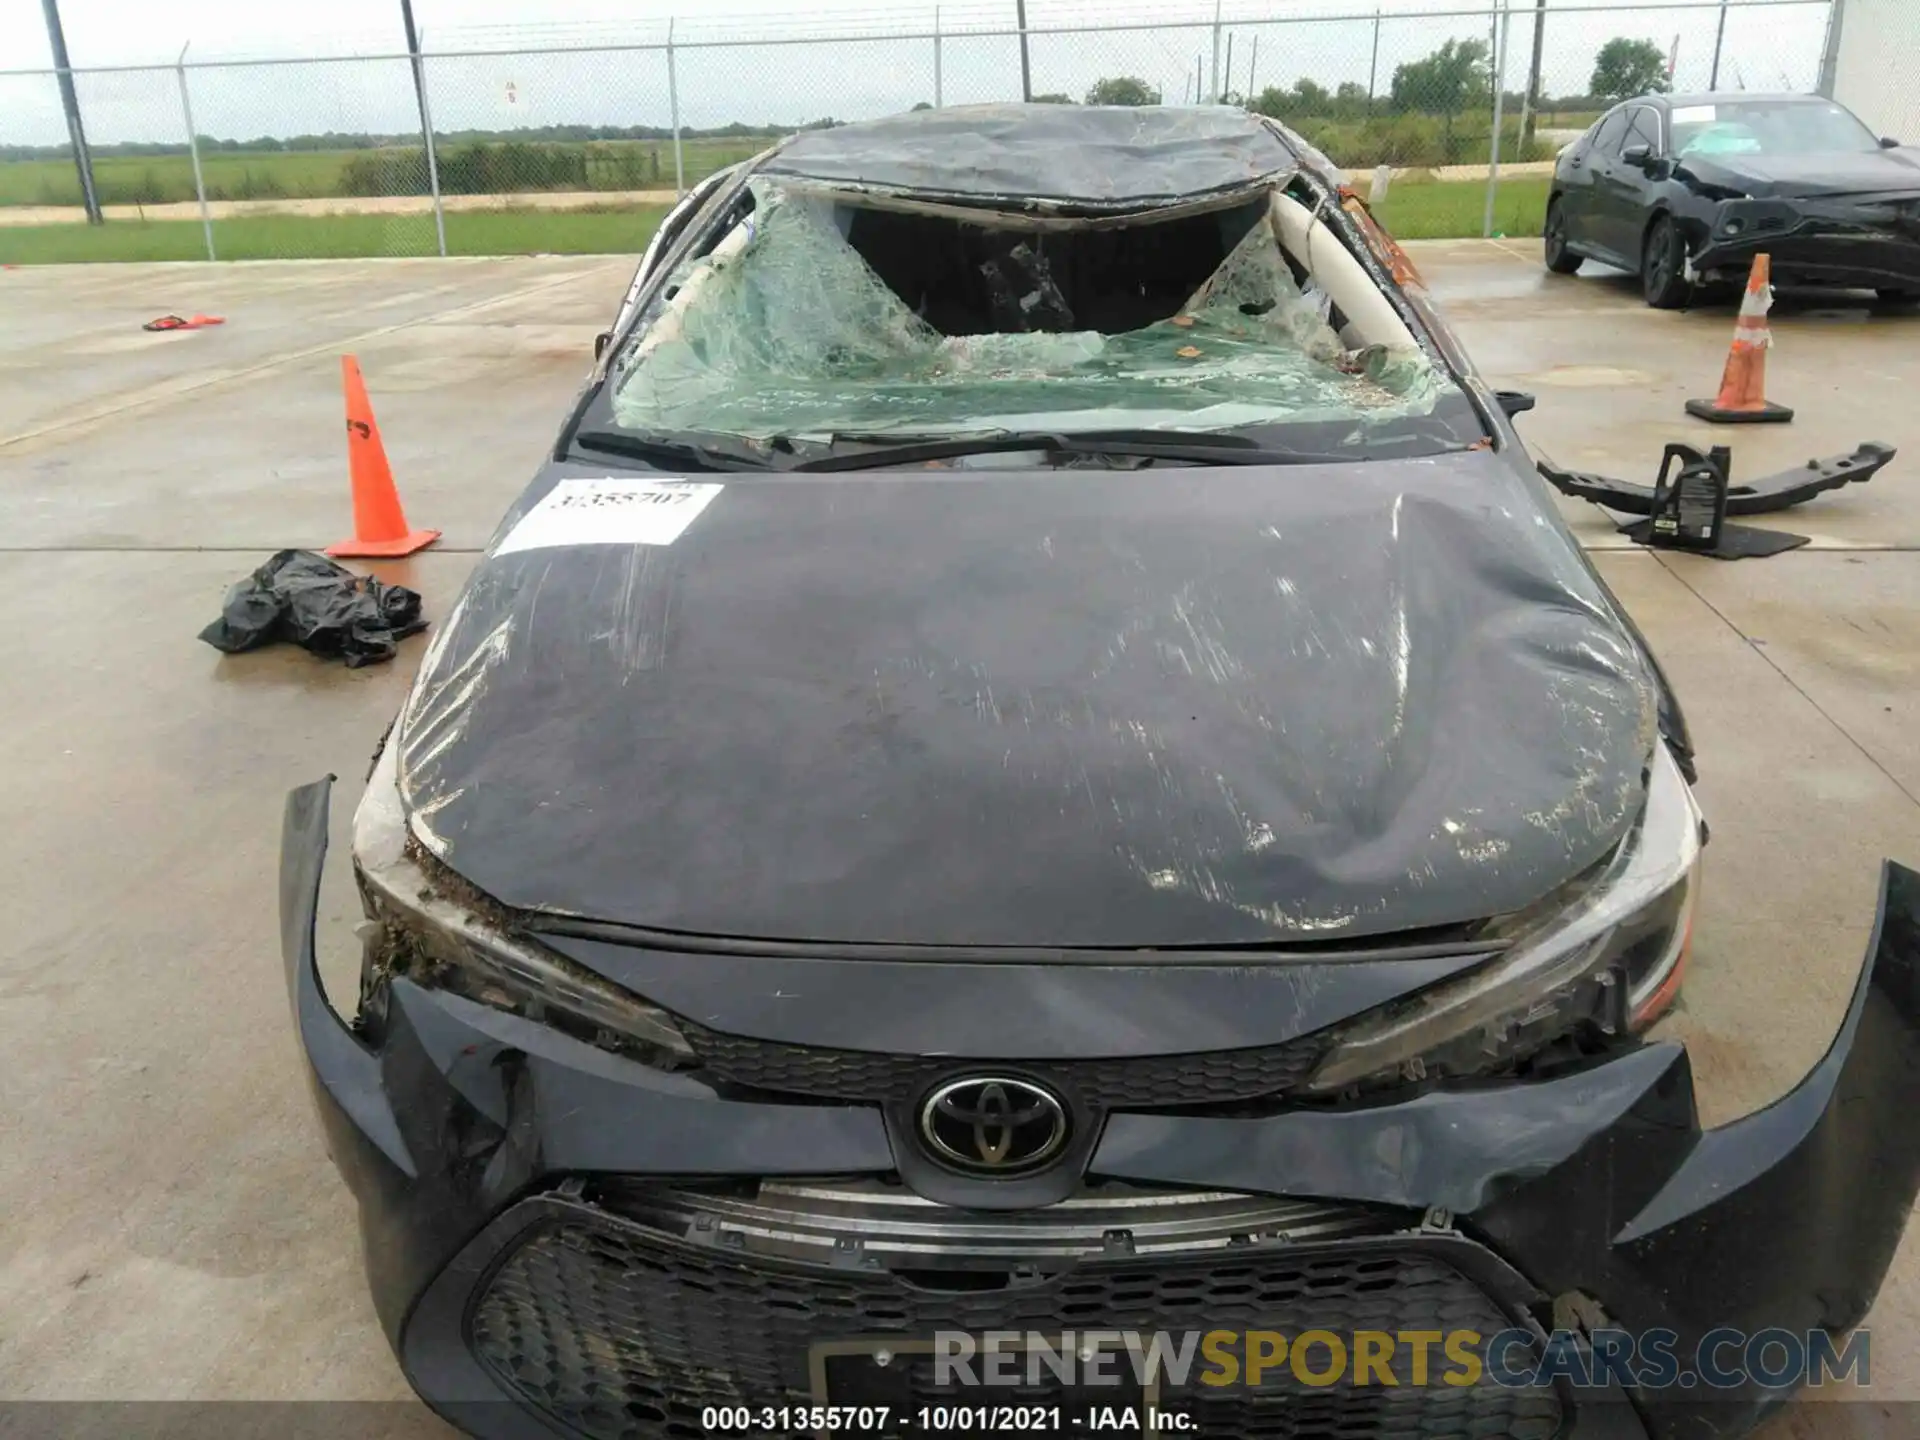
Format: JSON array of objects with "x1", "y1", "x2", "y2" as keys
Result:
[{"x1": 759, "y1": 103, "x2": 1315, "y2": 210}]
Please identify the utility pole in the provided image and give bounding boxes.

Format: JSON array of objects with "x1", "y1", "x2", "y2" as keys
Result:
[
  {"x1": 1367, "y1": 10, "x2": 1382, "y2": 113},
  {"x1": 1247, "y1": 34, "x2": 1259, "y2": 107},
  {"x1": 39, "y1": 0, "x2": 101, "y2": 224},
  {"x1": 397, "y1": 0, "x2": 446, "y2": 254},
  {"x1": 1015, "y1": 0, "x2": 1032, "y2": 102},
  {"x1": 1223, "y1": 33, "x2": 1234, "y2": 105},
  {"x1": 1208, "y1": 0, "x2": 1223, "y2": 104},
  {"x1": 399, "y1": 0, "x2": 433, "y2": 147},
  {"x1": 1709, "y1": 0, "x2": 1729, "y2": 90},
  {"x1": 1521, "y1": 0, "x2": 1546, "y2": 149},
  {"x1": 1483, "y1": 0, "x2": 1512, "y2": 238},
  {"x1": 1817, "y1": 0, "x2": 1848, "y2": 99}
]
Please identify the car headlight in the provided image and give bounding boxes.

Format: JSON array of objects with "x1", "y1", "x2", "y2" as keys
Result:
[
  {"x1": 352, "y1": 740, "x2": 694, "y2": 1067},
  {"x1": 1308, "y1": 744, "x2": 1702, "y2": 1093}
]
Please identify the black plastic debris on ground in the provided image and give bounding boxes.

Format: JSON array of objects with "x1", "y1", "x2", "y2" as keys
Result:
[
  {"x1": 199, "y1": 549, "x2": 426, "y2": 667},
  {"x1": 1536, "y1": 441, "x2": 1895, "y2": 518},
  {"x1": 1616, "y1": 515, "x2": 1809, "y2": 558}
]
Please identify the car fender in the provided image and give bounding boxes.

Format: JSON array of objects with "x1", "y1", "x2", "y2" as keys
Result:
[
  {"x1": 1639, "y1": 202, "x2": 1697, "y2": 269},
  {"x1": 1646, "y1": 185, "x2": 1718, "y2": 261}
]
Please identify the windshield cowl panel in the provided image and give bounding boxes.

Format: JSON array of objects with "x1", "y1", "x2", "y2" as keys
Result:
[{"x1": 606, "y1": 177, "x2": 1467, "y2": 455}]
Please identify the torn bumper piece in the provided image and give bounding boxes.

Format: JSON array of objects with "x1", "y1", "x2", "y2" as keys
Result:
[
  {"x1": 282, "y1": 777, "x2": 1920, "y2": 1440},
  {"x1": 1693, "y1": 201, "x2": 1920, "y2": 291},
  {"x1": 1101, "y1": 858, "x2": 1920, "y2": 1436},
  {"x1": 1538, "y1": 442, "x2": 1896, "y2": 518}
]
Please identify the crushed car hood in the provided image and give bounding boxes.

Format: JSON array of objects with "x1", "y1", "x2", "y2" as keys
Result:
[
  {"x1": 395, "y1": 454, "x2": 1656, "y2": 948},
  {"x1": 1680, "y1": 149, "x2": 1920, "y2": 201}
]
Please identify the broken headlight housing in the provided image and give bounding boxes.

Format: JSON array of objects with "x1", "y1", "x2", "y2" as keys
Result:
[
  {"x1": 351, "y1": 740, "x2": 695, "y2": 1068},
  {"x1": 1309, "y1": 744, "x2": 1701, "y2": 1093}
]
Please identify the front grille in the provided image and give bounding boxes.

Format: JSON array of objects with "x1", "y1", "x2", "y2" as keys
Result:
[
  {"x1": 682, "y1": 1023, "x2": 1327, "y2": 1108},
  {"x1": 468, "y1": 1196, "x2": 1563, "y2": 1440},
  {"x1": 593, "y1": 1178, "x2": 1400, "y2": 1263}
]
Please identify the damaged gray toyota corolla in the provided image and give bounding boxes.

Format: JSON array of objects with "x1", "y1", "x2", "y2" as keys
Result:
[{"x1": 280, "y1": 105, "x2": 1920, "y2": 1440}]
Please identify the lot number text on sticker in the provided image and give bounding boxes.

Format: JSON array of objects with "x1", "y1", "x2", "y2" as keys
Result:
[{"x1": 494, "y1": 479, "x2": 722, "y2": 556}]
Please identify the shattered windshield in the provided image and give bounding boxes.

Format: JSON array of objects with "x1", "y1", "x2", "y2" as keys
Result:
[
  {"x1": 607, "y1": 181, "x2": 1451, "y2": 446},
  {"x1": 1672, "y1": 100, "x2": 1880, "y2": 158}
]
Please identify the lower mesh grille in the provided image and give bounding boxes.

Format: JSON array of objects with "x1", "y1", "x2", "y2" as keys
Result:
[{"x1": 468, "y1": 1207, "x2": 1563, "y2": 1440}]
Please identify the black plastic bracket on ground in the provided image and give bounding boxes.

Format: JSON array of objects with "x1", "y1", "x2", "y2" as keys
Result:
[
  {"x1": 1616, "y1": 515, "x2": 1810, "y2": 559},
  {"x1": 1607, "y1": 442, "x2": 1809, "y2": 559},
  {"x1": 1537, "y1": 441, "x2": 1897, "y2": 518},
  {"x1": 1646, "y1": 442, "x2": 1734, "y2": 550}
]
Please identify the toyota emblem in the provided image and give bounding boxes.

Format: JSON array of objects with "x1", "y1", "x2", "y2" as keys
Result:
[{"x1": 918, "y1": 1077, "x2": 1070, "y2": 1174}]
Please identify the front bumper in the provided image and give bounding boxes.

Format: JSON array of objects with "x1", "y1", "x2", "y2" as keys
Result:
[
  {"x1": 1694, "y1": 199, "x2": 1920, "y2": 289},
  {"x1": 281, "y1": 777, "x2": 1920, "y2": 1440}
]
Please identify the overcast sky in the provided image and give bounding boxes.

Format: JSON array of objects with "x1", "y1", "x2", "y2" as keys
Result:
[{"x1": 2, "y1": 0, "x2": 1832, "y2": 147}]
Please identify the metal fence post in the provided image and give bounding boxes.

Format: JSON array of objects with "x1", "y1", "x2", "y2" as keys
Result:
[
  {"x1": 415, "y1": 42, "x2": 448, "y2": 255},
  {"x1": 934, "y1": 6, "x2": 943, "y2": 108},
  {"x1": 1483, "y1": 0, "x2": 1512, "y2": 238},
  {"x1": 1015, "y1": 0, "x2": 1032, "y2": 103},
  {"x1": 1367, "y1": 10, "x2": 1382, "y2": 113},
  {"x1": 1521, "y1": 0, "x2": 1546, "y2": 150},
  {"x1": 176, "y1": 44, "x2": 215, "y2": 261},
  {"x1": 40, "y1": 0, "x2": 102, "y2": 224},
  {"x1": 1817, "y1": 0, "x2": 1848, "y2": 98},
  {"x1": 1209, "y1": 0, "x2": 1223, "y2": 103},
  {"x1": 667, "y1": 19, "x2": 685, "y2": 198},
  {"x1": 1709, "y1": 0, "x2": 1731, "y2": 89}
]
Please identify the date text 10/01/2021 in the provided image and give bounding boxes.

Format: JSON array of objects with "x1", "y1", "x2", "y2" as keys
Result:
[{"x1": 700, "y1": 1407, "x2": 1194, "y2": 1434}]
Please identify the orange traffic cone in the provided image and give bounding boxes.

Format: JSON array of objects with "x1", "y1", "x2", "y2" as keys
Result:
[
  {"x1": 326, "y1": 355, "x2": 440, "y2": 558},
  {"x1": 1685, "y1": 254, "x2": 1793, "y2": 424}
]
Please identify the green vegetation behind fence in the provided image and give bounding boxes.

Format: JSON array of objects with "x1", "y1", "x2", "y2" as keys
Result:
[
  {"x1": 0, "y1": 14, "x2": 1710, "y2": 264},
  {"x1": 0, "y1": 138, "x2": 768, "y2": 209},
  {"x1": 0, "y1": 102, "x2": 1566, "y2": 220},
  {"x1": 0, "y1": 178, "x2": 1547, "y2": 265},
  {"x1": 0, "y1": 204, "x2": 675, "y2": 264}
]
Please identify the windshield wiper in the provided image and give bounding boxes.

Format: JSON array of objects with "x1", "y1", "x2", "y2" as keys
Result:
[
  {"x1": 573, "y1": 429, "x2": 778, "y2": 473},
  {"x1": 789, "y1": 428, "x2": 1379, "y2": 472}
]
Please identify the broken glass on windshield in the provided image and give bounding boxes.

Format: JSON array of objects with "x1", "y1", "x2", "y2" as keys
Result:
[{"x1": 612, "y1": 181, "x2": 1442, "y2": 442}]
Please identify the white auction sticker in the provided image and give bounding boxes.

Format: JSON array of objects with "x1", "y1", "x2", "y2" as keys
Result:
[
  {"x1": 494, "y1": 478, "x2": 723, "y2": 556},
  {"x1": 1671, "y1": 105, "x2": 1717, "y2": 124}
]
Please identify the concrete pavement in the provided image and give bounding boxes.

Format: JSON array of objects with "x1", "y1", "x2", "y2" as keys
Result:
[{"x1": 0, "y1": 244, "x2": 1915, "y2": 1435}]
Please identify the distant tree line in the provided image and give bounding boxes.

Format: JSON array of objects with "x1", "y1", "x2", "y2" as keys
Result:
[
  {"x1": 0, "y1": 120, "x2": 810, "y2": 165},
  {"x1": 4, "y1": 34, "x2": 1672, "y2": 171}
]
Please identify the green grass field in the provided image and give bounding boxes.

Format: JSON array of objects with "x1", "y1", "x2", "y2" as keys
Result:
[
  {"x1": 0, "y1": 139, "x2": 767, "y2": 209},
  {"x1": 1374, "y1": 176, "x2": 1550, "y2": 240},
  {"x1": 0, "y1": 177, "x2": 1547, "y2": 265},
  {"x1": 0, "y1": 150, "x2": 354, "y2": 206},
  {"x1": 0, "y1": 205, "x2": 674, "y2": 264}
]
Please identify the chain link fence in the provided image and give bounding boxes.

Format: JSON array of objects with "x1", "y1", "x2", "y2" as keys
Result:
[
  {"x1": 1824, "y1": 0, "x2": 1920, "y2": 148},
  {"x1": 0, "y1": 0, "x2": 1837, "y2": 264}
]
